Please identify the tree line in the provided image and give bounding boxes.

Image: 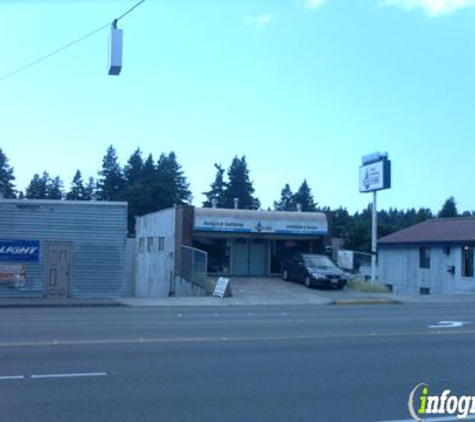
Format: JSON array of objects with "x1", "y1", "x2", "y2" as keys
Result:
[{"x1": 0, "y1": 147, "x2": 473, "y2": 251}]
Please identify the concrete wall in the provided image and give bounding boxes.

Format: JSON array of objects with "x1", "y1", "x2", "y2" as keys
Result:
[
  {"x1": 124, "y1": 238, "x2": 136, "y2": 297},
  {"x1": 173, "y1": 276, "x2": 208, "y2": 297},
  {"x1": 135, "y1": 208, "x2": 176, "y2": 298},
  {"x1": 379, "y1": 245, "x2": 475, "y2": 294}
]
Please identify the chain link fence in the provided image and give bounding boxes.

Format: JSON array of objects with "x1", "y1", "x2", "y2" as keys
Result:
[{"x1": 180, "y1": 246, "x2": 213, "y2": 293}]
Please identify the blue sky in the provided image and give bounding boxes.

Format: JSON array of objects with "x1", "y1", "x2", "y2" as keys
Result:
[{"x1": 1, "y1": 0, "x2": 474, "y2": 213}]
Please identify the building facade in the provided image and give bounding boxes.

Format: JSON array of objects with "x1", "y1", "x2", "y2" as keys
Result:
[
  {"x1": 135, "y1": 205, "x2": 330, "y2": 298},
  {"x1": 0, "y1": 200, "x2": 127, "y2": 299},
  {"x1": 378, "y1": 217, "x2": 475, "y2": 294}
]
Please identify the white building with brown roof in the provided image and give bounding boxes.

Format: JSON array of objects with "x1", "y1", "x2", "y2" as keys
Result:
[{"x1": 378, "y1": 217, "x2": 475, "y2": 294}]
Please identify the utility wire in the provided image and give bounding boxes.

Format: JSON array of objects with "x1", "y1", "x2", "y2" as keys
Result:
[{"x1": 0, "y1": 0, "x2": 146, "y2": 84}]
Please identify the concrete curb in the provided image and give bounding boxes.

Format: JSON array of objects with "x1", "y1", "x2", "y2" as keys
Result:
[
  {"x1": 332, "y1": 299, "x2": 401, "y2": 306},
  {"x1": 0, "y1": 301, "x2": 123, "y2": 308}
]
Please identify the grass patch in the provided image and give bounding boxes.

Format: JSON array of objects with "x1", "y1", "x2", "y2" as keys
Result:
[{"x1": 346, "y1": 280, "x2": 391, "y2": 293}]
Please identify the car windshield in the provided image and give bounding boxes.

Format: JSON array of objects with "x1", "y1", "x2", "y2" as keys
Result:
[{"x1": 303, "y1": 256, "x2": 336, "y2": 269}]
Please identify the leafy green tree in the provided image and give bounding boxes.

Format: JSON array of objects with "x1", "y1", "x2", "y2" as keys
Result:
[
  {"x1": 66, "y1": 170, "x2": 88, "y2": 200},
  {"x1": 293, "y1": 180, "x2": 317, "y2": 212},
  {"x1": 330, "y1": 207, "x2": 351, "y2": 238},
  {"x1": 438, "y1": 196, "x2": 458, "y2": 218},
  {"x1": 203, "y1": 164, "x2": 226, "y2": 207},
  {"x1": 96, "y1": 145, "x2": 126, "y2": 201},
  {"x1": 274, "y1": 184, "x2": 296, "y2": 211},
  {"x1": 223, "y1": 156, "x2": 260, "y2": 209},
  {"x1": 0, "y1": 148, "x2": 16, "y2": 198}
]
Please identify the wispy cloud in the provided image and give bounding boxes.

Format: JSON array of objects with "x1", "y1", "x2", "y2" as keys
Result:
[
  {"x1": 383, "y1": 0, "x2": 475, "y2": 16},
  {"x1": 304, "y1": 0, "x2": 327, "y2": 9},
  {"x1": 243, "y1": 14, "x2": 274, "y2": 28}
]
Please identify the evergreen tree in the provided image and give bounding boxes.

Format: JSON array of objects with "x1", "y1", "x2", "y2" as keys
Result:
[
  {"x1": 123, "y1": 149, "x2": 147, "y2": 233},
  {"x1": 84, "y1": 177, "x2": 96, "y2": 200},
  {"x1": 48, "y1": 176, "x2": 64, "y2": 200},
  {"x1": 274, "y1": 184, "x2": 295, "y2": 211},
  {"x1": 0, "y1": 148, "x2": 16, "y2": 198},
  {"x1": 66, "y1": 170, "x2": 88, "y2": 200},
  {"x1": 203, "y1": 164, "x2": 226, "y2": 207},
  {"x1": 223, "y1": 156, "x2": 260, "y2": 209},
  {"x1": 96, "y1": 145, "x2": 126, "y2": 201},
  {"x1": 293, "y1": 180, "x2": 317, "y2": 212},
  {"x1": 438, "y1": 196, "x2": 458, "y2": 218},
  {"x1": 25, "y1": 173, "x2": 48, "y2": 199},
  {"x1": 25, "y1": 172, "x2": 63, "y2": 199},
  {"x1": 124, "y1": 148, "x2": 144, "y2": 185},
  {"x1": 155, "y1": 152, "x2": 191, "y2": 209}
]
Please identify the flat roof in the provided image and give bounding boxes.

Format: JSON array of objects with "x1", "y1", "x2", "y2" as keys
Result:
[
  {"x1": 0, "y1": 199, "x2": 127, "y2": 207},
  {"x1": 378, "y1": 217, "x2": 475, "y2": 245}
]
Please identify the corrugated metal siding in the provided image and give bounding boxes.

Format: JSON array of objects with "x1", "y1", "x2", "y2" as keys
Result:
[{"x1": 0, "y1": 201, "x2": 126, "y2": 298}]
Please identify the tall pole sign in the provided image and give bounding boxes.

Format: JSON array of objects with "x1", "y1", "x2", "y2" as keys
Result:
[{"x1": 359, "y1": 152, "x2": 391, "y2": 284}]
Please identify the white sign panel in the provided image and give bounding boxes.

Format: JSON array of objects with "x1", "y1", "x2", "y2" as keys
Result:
[
  {"x1": 337, "y1": 250, "x2": 354, "y2": 271},
  {"x1": 195, "y1": 208, "x2": 328, "y2": 235},
  {"x1": 359, "y1": 160, "x2": 391, "y2": 193},
  {"x1": 213, "y1": 277, "x2": 230, "y2": 299}
]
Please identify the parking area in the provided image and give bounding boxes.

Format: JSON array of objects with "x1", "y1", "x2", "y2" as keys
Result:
[
  {"x1": 229, "y1": 276, "x2": 376, "y2": 304},
  {"x1": 228, "y1": 276, "x2": 399, "y2": 305}
]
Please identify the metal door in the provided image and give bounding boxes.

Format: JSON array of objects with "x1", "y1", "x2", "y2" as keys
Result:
[
  {"x1": 45, "y1": 243, "x2": 71, "y2": 298},
  {"x1": 233, "y1": 239, "x2": 249, "y2": 276},
  {"x1": 249, "y1": 240, "x2": 266, "y2": 276}
]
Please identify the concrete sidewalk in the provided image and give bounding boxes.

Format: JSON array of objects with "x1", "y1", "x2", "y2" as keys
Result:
[
  {"x1": 0, "y1": 298, "x2": 122, "y2": 308},
  {"x1": 120, "y1": 277, "x2": 475, "y2": 307}
]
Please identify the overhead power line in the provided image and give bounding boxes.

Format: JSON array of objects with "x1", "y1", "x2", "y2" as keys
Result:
[{"x1": 0, "y1": 0, "x2": 146, "y2": 84}]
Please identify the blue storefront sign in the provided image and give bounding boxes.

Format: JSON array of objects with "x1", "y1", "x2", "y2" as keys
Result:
[{"x1": 0, "y1": 240, "x2": 40, "y2": 262}]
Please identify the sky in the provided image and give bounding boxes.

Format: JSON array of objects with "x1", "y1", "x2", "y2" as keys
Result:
[{"x1": 0, "y1": 0, "x2": 475, "y2": 213}]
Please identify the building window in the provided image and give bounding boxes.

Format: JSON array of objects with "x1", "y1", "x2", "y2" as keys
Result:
[
  {"x1": 419, "y1": 247, "x2": 431, "y2": 269},
  {"x1": 462, "y1": 246, "x2": 474, "y2": 278},
  {"x1": 158, "y1": 237, "x2": 165, "y2": 252},
  {"x1": 139, "y1": 238, "x2": 145, "y2": 253},
  {"x1": 147, "y1": 237, "x2": 154, "y2": 253}
]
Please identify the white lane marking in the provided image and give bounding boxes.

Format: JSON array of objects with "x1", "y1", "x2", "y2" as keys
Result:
[
  {"x1": 0, "y1": 375, "x2": 25, "y2": 380},
  {"x1": 379, "y1": 415, "x2": 475, "y2": 422},
  {"x1": 429, "y1": 321, "x2": 467, "y2": 329},
  {"x1": 30, "y1": 372, "x2": 107, "y2": 380}
]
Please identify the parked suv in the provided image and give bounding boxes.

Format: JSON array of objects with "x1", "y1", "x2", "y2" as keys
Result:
[{"x1": 282, "y1": 253, "x2": 349, "y2": 289}]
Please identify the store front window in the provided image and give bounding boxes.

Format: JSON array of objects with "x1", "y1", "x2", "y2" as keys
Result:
[
  {"x1": 270, "y1": 240, "x2": 312, "y2": 274},
  {"x1": 193, "y1": 238, "x2": 231, "y2": 274}
]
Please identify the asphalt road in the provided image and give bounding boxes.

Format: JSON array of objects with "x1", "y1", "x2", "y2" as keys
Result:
[{"x1": 1, "y1": 303, "x2": 475, "y2": 422}]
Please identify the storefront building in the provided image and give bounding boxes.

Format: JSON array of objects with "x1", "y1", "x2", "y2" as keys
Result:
[
  {"x1": 193, "y1": 207, "x2": 329, "y2": 276},
  {"x1": 135, "y1": 205, "x2": 329, "y2": 298},
  {"x1": 0, "y1": 200, "x2": 127, "y2": 299}
]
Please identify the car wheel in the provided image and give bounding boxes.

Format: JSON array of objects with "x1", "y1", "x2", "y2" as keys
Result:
[
  {"x1": 335, "y1": 282, "x2": 345, "y2": 290},
  {"x1": 304, "y1": 276, "x2": 312, "y2": 288},
  {"x1": 283, "y1": 270, "x2": 289, "y2": 281}
]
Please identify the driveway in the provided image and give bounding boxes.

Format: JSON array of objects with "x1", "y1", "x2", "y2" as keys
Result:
[{"x1": 229, "y1": 277, "x2": 335, "y2": 305}]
